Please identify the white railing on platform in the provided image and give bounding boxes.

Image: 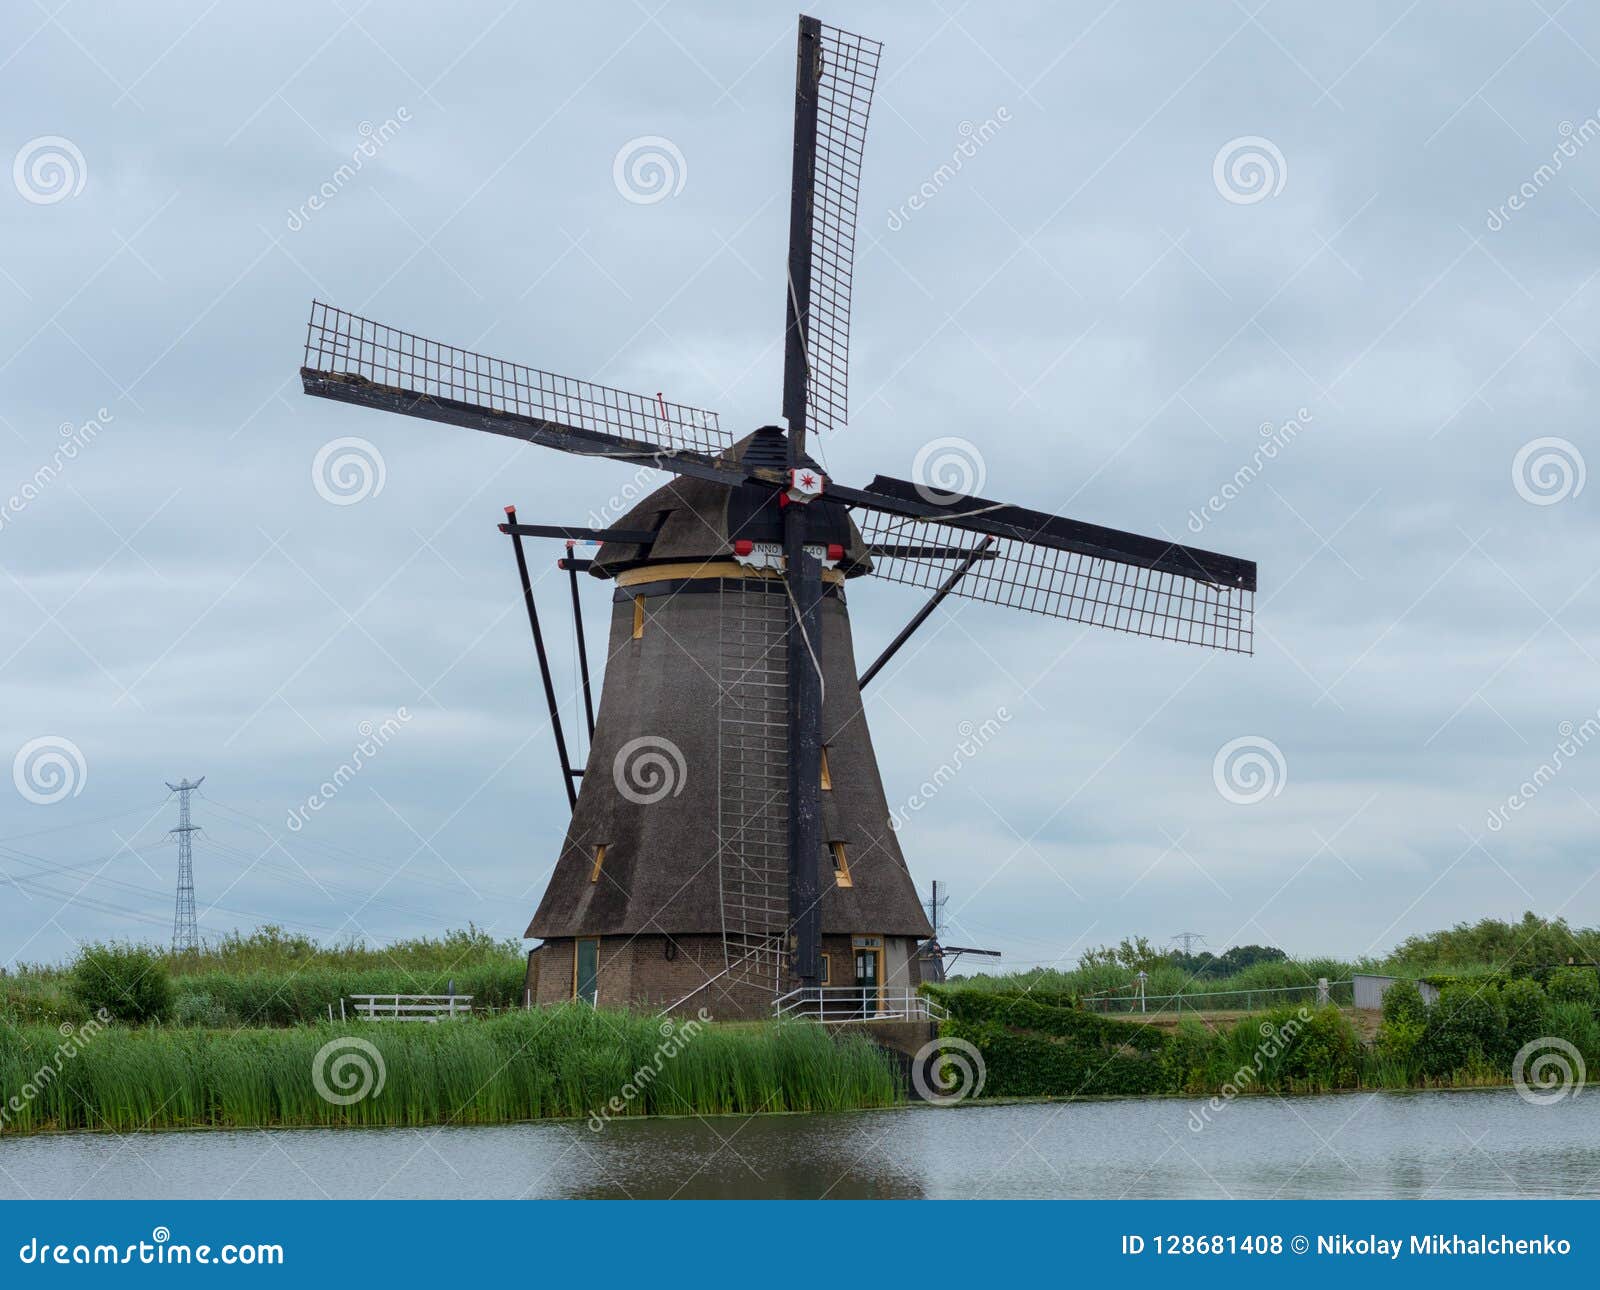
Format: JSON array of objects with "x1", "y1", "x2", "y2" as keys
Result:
[
  {"x1": 347, "y1": 993, "x2": 473, "y2": 1022},
  {"x1": 774, "y1": 986, "x2": 946, "y2": 1024}
]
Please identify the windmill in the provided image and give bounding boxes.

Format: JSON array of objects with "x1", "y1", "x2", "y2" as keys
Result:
[{"x1": 296, "y1": 15, "x2": 1256, "y2": 1018}]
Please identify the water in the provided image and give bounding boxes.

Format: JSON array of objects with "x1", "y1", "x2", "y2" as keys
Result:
[{"x1": 1, "y1": 1088, "x2": 1592, "y2": 1200}]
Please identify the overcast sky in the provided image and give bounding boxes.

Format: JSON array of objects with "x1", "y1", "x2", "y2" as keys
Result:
[{"x1": 2, "y1": 1, "x2": 1598, "y2": 977}]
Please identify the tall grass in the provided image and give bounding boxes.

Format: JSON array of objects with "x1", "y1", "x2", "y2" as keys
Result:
[{"x1": 0, "y1": 1008, "x2": 901, "y2": 1136}]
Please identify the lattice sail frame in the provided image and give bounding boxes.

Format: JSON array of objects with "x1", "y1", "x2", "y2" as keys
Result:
[
  {"x1": 857, "y1": 511, "x2": 1255, "y2": 654},
  {"x1": 302, "y1": 301, "x2": 729, "y2": 458},
  {"x1": 803, "y1": 23, "x2": 882, "y2": 437}
]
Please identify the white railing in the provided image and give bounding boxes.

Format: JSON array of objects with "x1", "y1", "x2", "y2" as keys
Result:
[
  {"x1": 774, "y1": 986, "x2": 947, "y2": 1024},
  {"x1": 1079, "y1": 979, "x2": 1350, "y2": 1015},
  {"x1": 347, "y1": 993, "x2": 473, "y2": 1022}
]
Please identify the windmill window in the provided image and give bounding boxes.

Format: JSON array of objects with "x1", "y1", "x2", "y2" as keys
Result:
[
  {"x1": 820, "y1": 952, "x2": 832, "y2": 985},
  {"x1": 820, "y1": 746, "x2": 833, "y2": 790},
  {"x1": 632, "y1": 598, "x2": 645, "y2": 639},
  {"x1": 589, "y1": 844, "x2": 607, "y2": 883},
  {"x1": 830, "y1": 841, "x2": 853, "y2": 888}
]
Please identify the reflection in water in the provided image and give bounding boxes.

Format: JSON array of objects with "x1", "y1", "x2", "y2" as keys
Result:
[
  {"x1": 565, "y1": 1113, "x2": 928, "y2": 1199},
  {"x1": 1, "y1": 1088, "x2": 1595, "y2": 1200}
]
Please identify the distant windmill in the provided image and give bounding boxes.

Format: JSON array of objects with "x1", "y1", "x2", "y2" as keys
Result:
[{"x1": 295, "y1": 15, "x2": 1257, "y2": 1017}]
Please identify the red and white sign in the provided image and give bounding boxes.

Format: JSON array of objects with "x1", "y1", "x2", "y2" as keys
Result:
[{"x1": 786, "y1": 468, "x2": 824, "y2": 503}]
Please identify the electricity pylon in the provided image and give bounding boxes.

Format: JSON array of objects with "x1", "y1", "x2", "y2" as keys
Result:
[{"x1": 166, "y1": 777, "x2": 204, "y2": 953}]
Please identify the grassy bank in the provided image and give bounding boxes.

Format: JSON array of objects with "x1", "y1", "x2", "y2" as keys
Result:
[
  {"x1": 0, "y1": 1007, "x2": 901, "y2": 1136},
  {"x1": 930, "y1": 968, "x2": 1600, "y2": 1100},
  {"x1": 952, "y1": 914, "x2": 1600, "y2": 1007},
  {"x1": 2, "y1": 926, "x2": 527, "y2": 1028}
]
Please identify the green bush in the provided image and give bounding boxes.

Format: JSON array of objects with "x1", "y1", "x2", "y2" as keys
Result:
[
  {"x1": 1500, "y1": 978, "x2": 1550, "y2": 1053},
  {"x1": 926, "y1": 986, "x2": 1166, "y2": 1054},
  {"x1": 1380, "y1": 979, "x2": 1429, "y2": 1028},
  {"x1": 0, "y1": 976, "x2": 85, "y2": 1027},
  {"x1": 1547, "y1": 967, "x2": 1600, "y2": 1005},
  {"x1": 1423, "y1": 984, "x2": 1507, "y2": 1076},
  {"x1": 1374, "y1": 1018, "x2": 1426, "y2": 1085},
  {"x1": 171, "y1": 991, "x2": 228, "y2": 1028},
  {"x1": 69, "y1": 943, "x2": 172, "y2": 1024},
  {"x1": 1392, "y1": 913, "x2": 1600, "y2": 972},
  {"x1": 1160, "y1": 1019, "x2": 1219, "y2": 1093},
  {"x1": 1188, "y1": 1007, "x2": 1362, "y2": 1094},
  {"x1": 942, "y1": 1018, "x2": 1168, "y2": 1098},
  {"x1": 1274, "y1": 1006, "x2": 1361, "y2": 1088}
]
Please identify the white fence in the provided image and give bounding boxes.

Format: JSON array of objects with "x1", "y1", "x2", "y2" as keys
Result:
[
  {"x1": 347, "y1": 993, "x2": 473, "y2": 1022},
  {"x1": 1081, "y1": 979, "x2": 1347, "y2": 1014},
  {"x1": 774, "y1": 987, "x2": 946, "y2": 1024}
]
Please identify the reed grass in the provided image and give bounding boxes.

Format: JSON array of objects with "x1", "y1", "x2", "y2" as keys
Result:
[{"x1": 0, "y1": 1007, "x2": 901, "y2": 1136}]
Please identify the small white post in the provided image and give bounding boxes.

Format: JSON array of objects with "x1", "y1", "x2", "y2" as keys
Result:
[{"x1": 1317, "y1": 977, "x2": 1330, "y2": 1006}]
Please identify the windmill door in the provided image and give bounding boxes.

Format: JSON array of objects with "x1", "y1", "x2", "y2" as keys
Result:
[
  {"x1": 574, "y1": 938, "x2": 599, "y2": 1007},
  {"x1": 853, "y1": 939, "x2": 882, "y2": 1016}
]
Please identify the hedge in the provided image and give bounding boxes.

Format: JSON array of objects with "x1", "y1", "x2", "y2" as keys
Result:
[{"x1": 925, "y1": 985, "x2": 1166, "y2": 1053}]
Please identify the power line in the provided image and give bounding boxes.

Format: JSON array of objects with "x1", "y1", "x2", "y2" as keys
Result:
[
  {"x1": 194, "y1": 790, "x2": 526, "y2": 905},
  {"x1": 0, "y1": 802, "x2": 170, "y2": 846}
]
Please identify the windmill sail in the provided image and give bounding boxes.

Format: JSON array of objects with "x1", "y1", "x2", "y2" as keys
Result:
[
  {"x1": 782, "y1": 18, "x2": 882, "y2": 440},
  {"x1": 301, "y1": 301, "x2": 736, "y2": 477},
  {"x1": 844, "y1": 475, "x2": 1256, "y2": 654}
]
